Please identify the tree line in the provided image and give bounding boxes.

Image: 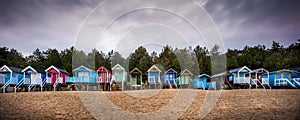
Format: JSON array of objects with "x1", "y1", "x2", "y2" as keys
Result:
[{"x1": 0, "y1": 40, "x2": 299, "y2": 79}]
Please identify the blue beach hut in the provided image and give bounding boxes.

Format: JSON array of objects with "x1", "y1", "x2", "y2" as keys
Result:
[
  {"x1": 192, "y1": 74, "x2": 211, "y2": 89},
  {"x1": 66, "y1": 65, "x2": 98, "y2": 91},
  {"x1": 147, "y1": 65, "x2": 162, "y2": 89},
  {"x1": 229, "y1": 66, "x2": 252, "y2": 88},
  {"x1": 0, "y1": 65, "x2": 24, "y2": 93},
  {"x1": 263, "y1": 69, "x2": 299, "y2": 88},
  {"x1": 163, "y1": 68, "x2": 177, "y2": 88},
  {"x1": 67, "y1": 65, "x2": 97, "y2": 84}
]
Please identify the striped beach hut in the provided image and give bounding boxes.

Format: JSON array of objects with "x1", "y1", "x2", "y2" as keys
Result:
[{"x1": 96, "y1": 66, "x2": 112, "y2": 91}]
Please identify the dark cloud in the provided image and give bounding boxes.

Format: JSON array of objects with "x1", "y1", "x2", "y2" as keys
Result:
[
  {"x1": 0, "y1": 0, "x2": 102, "y2": 55},
  {"x1": 0, "y1": 0, "x2": 299, "y2": 55},
  {"x1": 201, "y1": 0, "x2": 300, "y2": 48},
  {"x1": 0, "y1": 0, "x2": 100, "y2": 26}
]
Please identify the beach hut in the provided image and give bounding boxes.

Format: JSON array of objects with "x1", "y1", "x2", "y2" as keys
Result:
[
  {"x1": 129, "y1": 68, "x2": 143, "y2": 90},
  {"x1": 0, "y1": 65, "x2": 24, "y2": 93},
  {"x1": 111, "y1": 64, "x2": 127, "y2": 91},
  {"x1": 96, "y1": 66, "x2": 112, "y2": 91},
  {"x1": 192, "y1": 74, "x2": 211, "y2": 89},
  {"x1": 177, "y1": 69, "x2": 193, "y2": 88},
  {"x1": 45, "y1": 65, "x2": 70, "y2": 91},
  {"x1": 248, "y1": 68, "x2": 271, "y2": 89},
  {"x1": 229, "y1": 66, "x2": 252, "y2": 88},
  {"x1": 66, "y1": 65, "x2": 98, "y2": 91},
  {"x1": 147, "y1": 65, "x2": 162, "y2": 89},
  {"x1": 15, "y1": 66, "x2": 46, "y2": 92},
  {"x1": 211, "y1": 72, "x2": 233, "y2": 90},
  {"x1": 263, "y1": 69, "x2": 299, "y2": 88},
  {"x1": 163, "y1": 68, "x2": 177, "y2": 89}
]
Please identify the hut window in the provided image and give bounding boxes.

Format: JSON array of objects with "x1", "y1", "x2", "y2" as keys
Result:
[{"x1": 78, "y1": 72, "x2": 88, "y2": 77}]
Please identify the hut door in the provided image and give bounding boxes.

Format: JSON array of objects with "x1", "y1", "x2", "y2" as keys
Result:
[
  {"x1": 169, "y1": 74, "x2": 174, "y2": 84},
  {"x1": 136, "y1": 74, "x2": 141, "y2": 85},
  {"x1": 51, "y1": 73, "x2": 59, "y2": 84},
  {"x1": 185, "y1": 76, "x2": 189, "y2": 84},
  {"x1": 99, "y1": 72, "x2": 107, "y2": 83},
  {"x1": 115, "y1": 70, "x2": 123, "y2": 82},
  {"x1": 180, "y1": 76, "x2": 183, "y2": 84},
  {"x1": 0, "y1": 73, "x2": 4, "y2": 84},
  {"x1": 37, "y1": 73, "x2": 42, "y2": 84},
  {"x1": 148, "y1": 73, "x2": 156, "y2": 83},
  {"x1": 51, "y1": 74, "x2": 55, "y2": 83},
  {"x1": 31, "y1": 73, "x2": 35, "y2": 84},
  {"x1": 132, "y1": 75, "x2": 137, "y2": 85},
  {"x1": 5, "y1": 73, "x2": 10, "y2": 83}
]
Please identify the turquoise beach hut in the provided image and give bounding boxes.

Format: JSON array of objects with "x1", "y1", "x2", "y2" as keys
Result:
[
  {"x1": 111, "y1": 64, "x2": 127, "y2": 91},
  {"x1": 177, "y1": 69, "x2": 193, "y2": 88}
]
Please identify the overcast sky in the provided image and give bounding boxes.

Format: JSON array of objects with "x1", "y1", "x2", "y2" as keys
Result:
[{"x1": 0, "y1": 0, "x2": 299, "y2": 57}]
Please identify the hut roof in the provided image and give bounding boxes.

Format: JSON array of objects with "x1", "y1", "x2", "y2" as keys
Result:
[
  {"x1": 22, "y1": 66, "x2": 45, "y2": 73},
  {"x1": 73, "y1": 65, "x2": 94, "y2": 72},
  {"x1": 147, "y1": 65, "x2": 162, "y2": 73},
  {"x1": 269, "y1": 69, "x2": 299, "y2": 74},
  {"x1": 165, "y1": 68, "x2": 177, "y2": 74},
  {"x1": 96, "y1": 66, "x2": 111, "y2": 73},
  {"x1": 112, "y1": 64, "x2": 125, "y2": 71},
  {"x1": 196, "y1": 74, "x2": 211, "y2": 78},
  {"x1": 249, "y1": 68, "x2": 269, "y2": 73},
  {"x1": 180, "y1": 69, "x2": 193, "y2": 76},
  {"x1": 130, "y1": 68, "x2": 142, "y2": 74},
  {"x1": 212, "y1": 72, "x2": 232, "y2": 78},
  {"x1": 0, "y1": 65, "x2": 22, "y2": 73},
  {"x1": 45, "y1": 65, "x2": 70, "y2": 74},
  {"x1": 229, "y1": 66, "x2": 252, "y2": 73}
]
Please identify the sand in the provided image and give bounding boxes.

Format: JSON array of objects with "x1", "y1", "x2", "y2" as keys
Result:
[{"x1": 0, "y1": 89, "x2": 299, "y2": 120}]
